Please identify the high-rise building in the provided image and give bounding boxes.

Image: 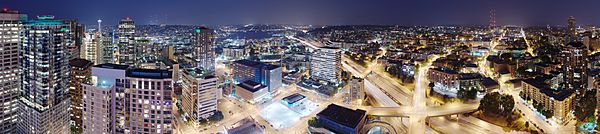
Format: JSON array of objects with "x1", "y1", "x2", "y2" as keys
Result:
[
  {"x1": 181, "y1": 68, "x2": 219, "y2": 121},
  {"x1": 82, "y1": 32, "x2": 102, "y2": 64},
  {"x1": 162, "y1": 45, "x2": 175, "y2": 60},
  {"x1": 67, "y1": 20, "x2": 84, "y2": 61},
  {"x1": 81, "y1": 64, "x2": 128, "y2": 134},
  {"x1": 81, "y1": 64, "x2": 124, "y2": 134},
  {"x1": 562, "y1": 42, "x2": 588, "y2": 92},
  {"x1": 121, "y1": 68, "x2": 173, "y2": 134},
  {"x1": 193, "y1": 26, "x2": 215, "y2": 72},
  {"x1": 17, "y1": 15, "x2": 72, "y2": 134},
  {"x1": 100, "y1": 31, "x2": 115, "y2": 64},
  {"x1": 310, "y1": 47, "x2": 341, "y2": 83},
  {"x1": 117, "y1": 17, "x2": 136, "y2": 66},
  {"x1": 81, "y1": 64, "x2": 174, "y2": 134},
  {"x1": 232, "y1": 59, "x2": 282, "y2": 94},
  {"x1": 0, "y1": 9, "x2": 25, "y2": 133},
  {"x1": 68, "y1": 58, "x2": 92, "y2": 130},
  {"x1": 567, "y1": 16, "x2": 577, "y2": 37}
]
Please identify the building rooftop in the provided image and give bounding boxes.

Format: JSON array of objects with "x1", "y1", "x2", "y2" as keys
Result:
[
  {"x1": 227, "y1": 117, "x2": 264, "y2": 134},
  {"x1": 523, "y1": 78, "x2": 574, "y2": 101},
  {"x1": 282, "y1": 93, "x2": 306, "y2": 105},
  {"x1": 183, "y1": 68, "x2": 215, "y2": 79},
  {"x1": 566, "y1": 41, "x2": 585, "y2": 48},
  {"x1": 94, "y1": 63, "x2": 129, "y2": 70},
  {"x1": 126, "y1": 69, "x2": 172, "y2": 79},
  {"x1": 160, "y1": 57, "x2": 178, "y2": 66},
  {"x1": 69, "y1": 58, "x2": 92, "y2": 68},
  {"x1": 317, "y1": 104, "x2": 366, "y2": 130},
  {"x1": 234, "y1": 59, "x2": 281, "y2": 70},
  {"x1": 481, "y1": 77, "x2": 499, "y2": 89},
  {"x1": 431, "y1": 67, "x2": 458, "y2": 74},
  {"x1": 27, "y1": 15, "x2": 68, "y2": 26},
  {"x1": 459, "y1": 73, "x2": 482, "y2": 80},
  {"x1": 237, "y1": 80, "x2": 266, "y2": 93}
]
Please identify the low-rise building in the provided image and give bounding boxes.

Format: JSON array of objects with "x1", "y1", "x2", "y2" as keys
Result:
[
  {"x1": 235, "y1": 80, "x2": 269, "y2": 104},
  {"x1": 232, "y1": 59, "x2": 282, "y2": 94},
  {"x1": 226, "y1": 117, "x2": 264, "y2": 134},
  {"x1": 316, "y1": 104, "x2": 367, "y2": 134},
  {"x1": 522, "y1": 77, "x2": 575, "y2": 124},
  {"x1": 348, "y1": 77, "x2": 365, "y2": 105},
  {"x1": 429, "y1": 67, "x2": 459, "y2": 89},
  {"x1": 281, "y1": 93, "x2": 306, "y2": 107}
]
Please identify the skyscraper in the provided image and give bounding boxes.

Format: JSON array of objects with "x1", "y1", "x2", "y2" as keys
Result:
[
  {"x1": 121, "y1": 68, "x2": 174, "y2": 134},
  {"x1": 562, "y1": 42, "x2": 588, "y2": 92},
  {"x1": 193, "y1": 26, "x2": 215, "y2": 72},
  {"x1": 100, "y1": 31, "x2": 115, "y2": 64},
  {"x1": 81, "y1": 64, "x2": 174, "y2": 134},
  {"x1": 310, "y1": 47, "x2": 342, "y2": 83},
  {"x1": 82, "y1": 32, "x2": 102, "y2": 64},
  {"x1": 68, "y1": 20, "x2": 85, "y2": 60},
  {"x1": 68, "y1": 58, "x2": 92, "y2": 130},
  {"x1": 17, "y1": 15, "x2": 72, "y2": 134},
  {"x1": 0, "y1": 9, "x2": 26, "y2": 133},
  {"x1": 117, "y1": 17, "x2": 136, "y2": 66},
  {"x1": 567, "y1": 16, "x2": 577, "y2": 37},
  {"x1": 81, "y1": 64, "x2": 128, "y2": 134}
]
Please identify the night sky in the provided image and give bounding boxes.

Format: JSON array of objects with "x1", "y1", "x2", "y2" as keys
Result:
[{"x1": 4, "y1": 0, "x2": 600, "y2": 26}]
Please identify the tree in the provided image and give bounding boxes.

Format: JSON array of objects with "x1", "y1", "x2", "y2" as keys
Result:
[
  {"x1": 209, "y1": 111, "x2": 224, "y2": 122},
  {"x1": 574, "y1": 90, "x2": 597, "y2": 121},
  {"x1": 500, "y1": 94, "x2": 515, "y2": 116},
  {"x1": 457, "y1": 88, "x2": 475, "y2": 101},
  {"x1": 596, "y1": 115, "x2": 600, "y2": 133},
  {"x1": 479, "y1": 92, "x2": 515, "y2": 117},
  {"x1": 307, "y1": 117, "x2": 322, "y2": 128}
]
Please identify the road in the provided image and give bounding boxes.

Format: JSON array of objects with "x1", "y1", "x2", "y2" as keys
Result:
[
  {"x1": 479, "y1": 28, "x2": 576, "y2": 134},
  {"x1": 342, "y1": 51, "x2": 493, "y2": 134},
  {"x1": 294, "y1": 35, "x2": 502, "y2": 134}
]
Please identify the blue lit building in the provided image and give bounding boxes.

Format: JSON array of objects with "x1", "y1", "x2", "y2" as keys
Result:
[
  {"x1": 232, "y1": 59, "x2": 282, "y2": 94},
  {"x1": 281, "y1": 93, "x2": 306, "y2": 107},
  {"x1": 316, "y1": 104, "x2": 367, "y2": 134}
]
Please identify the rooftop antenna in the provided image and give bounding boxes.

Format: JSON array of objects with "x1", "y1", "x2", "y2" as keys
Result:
[
  {"x1": 97, "y1": 19, "x2": 102, "y2": 33},
  {"x1": 489, "y1": 9, "x2": 496, "y2": 29}
]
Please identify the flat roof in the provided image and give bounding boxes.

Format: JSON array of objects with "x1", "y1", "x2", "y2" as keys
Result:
[
  {"x1": 523, "y1": 78, "x2": 574, "y2": 101},
  {"x1": 183, "y1": 68, "x2": 215, "y2": 79},
  {"x1": 237, "y1": 80, "x2": 266, "y2": 93},
  {"x1": 459, "y1": 73, "x2": 482, "y2": 80},
  {"x1": 481, "y1": 77, "x2": 499, "y2": 89},
  {"x1": 227, "y1": 117, "x2": 263, "y2": 134},
  {"x1": 69, "y1": 58, "x2": 92, "y2": 68},
  {"x1": 234, "y1": 59, "x2": 281, "y2": 70},
  {"x1": 94, "y1": 63, "x2": 129, "y2": 70},
  {"x1": 317, "y1": 104, "x2": 366, "y2": 130},
  {"x1": 282, "y1": 93, "x2": 306, "y2": 104},
  {"x1": 126, "y1": 69, "x2": 172, "y2": 79},
  {"x1": 431, "y1": 67, "x2": 458, "y2": 74},
  {"x1": 567, "y1": 41, "x2": 585, "y2": 48}
]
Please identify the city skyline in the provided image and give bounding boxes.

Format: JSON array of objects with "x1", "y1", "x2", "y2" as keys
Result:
[
  {"x1": 5, "y1": 0, "x2": 600, "y2": 26},
  {"x1": 4, "y1": 1, "x2": 600, "y2": 134}
]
